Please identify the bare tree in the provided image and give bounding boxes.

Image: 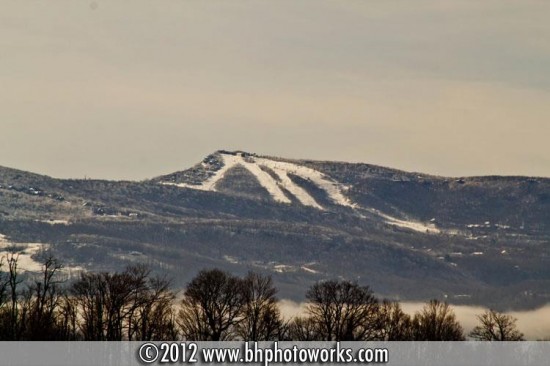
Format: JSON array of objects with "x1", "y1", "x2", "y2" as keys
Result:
[
  {"x1": 286, "y1": 316, "x2": 321, "y2": 341},
  {"x1": 5, "y1": 253, "x2": 23, "y2": 340},
  {"x1": 71, "y1": 272, "x2": 108, "y2": 340},
  {"x1": 305, "y1": 280, "x2": 380, "y2": 341},
  {"x1": 236, "y1": 272, "x2": 283, "y2": 341},
  {"x1": 0, "y1": 256, "x2": 9, "y2": 340},
  {"x1": 71, "y1": 265, "x2": 151, "y2": 340},
  {"x1": 469, "y1": 309, "x2": 524, "y2": 341},
  {"x1": 104, "y1": 264, "x2": 149, "y2": 341},
  {"x1": 0, "y1": 257, "x2": 7, "y2": 308},
  {"x1": 57, "y1": 294, "x2": 80, "y2": 340},
  {"x1": 377, "y1": 300, "x2": 413, "y2": 341},
  {"x1": 129, "y1": 275, "x2": 178, "y2": 341},
  {"x1": 178, "y1": 269, "x2": 245, "y2": 341},
  {"x1": 412, "y1": 300, "x2": 465, "y2": 341},
  {"x1": 25, "y1": 255, "x2": 65, "y2": 340}
]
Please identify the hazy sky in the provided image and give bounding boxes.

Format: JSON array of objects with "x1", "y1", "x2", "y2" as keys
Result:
[{"x1": 1, "y1": 1, "x2": 549, "y2": 180}]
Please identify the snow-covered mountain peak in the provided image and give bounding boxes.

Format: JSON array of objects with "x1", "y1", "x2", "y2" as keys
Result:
[{"x1": 160, "y1": 151, "x2": 355, "y2": 210}]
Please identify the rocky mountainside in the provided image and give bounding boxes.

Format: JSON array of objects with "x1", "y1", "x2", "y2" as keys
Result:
[{"x1": 1, "y1": 150, "x2": 549, "y2": 309}]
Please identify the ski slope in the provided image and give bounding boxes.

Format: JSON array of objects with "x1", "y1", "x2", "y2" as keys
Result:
[{"x1": 161, "y1": 152, "x2": 355, "y2": 210}]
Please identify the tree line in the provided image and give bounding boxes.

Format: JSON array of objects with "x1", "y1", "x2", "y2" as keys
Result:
[{"x1": 0, "y1": 254, "x2": 525, "y2": 341}]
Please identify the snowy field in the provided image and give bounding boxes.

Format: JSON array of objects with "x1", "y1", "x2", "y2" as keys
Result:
[{"x1": 0, "y1": 233, "x2": 83, "y2": 276}]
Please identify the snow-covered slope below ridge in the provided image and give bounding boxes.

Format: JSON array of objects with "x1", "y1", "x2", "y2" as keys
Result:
[
  {"x1": 158, "y1": 151, "x2": 440, "y2": 234},
  {"x1": 160, "y1": 151, "x2": 355, "y2": 210}
]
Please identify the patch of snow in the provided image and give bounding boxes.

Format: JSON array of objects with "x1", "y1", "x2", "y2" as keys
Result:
[
  {"x1": 301, "y1": 266, "x2": 319, "y2": 274},
  {"x1": 163, "y1": 153, "x2": 243, "y2": 192},
  {"x1": 263, "y1": 165, "x2": 322, "y2": 209},
  {"x1": 273, "y1": 264, "x2": 295, "y2": 273},
  {"x1": 223, "y1": 255, "x2": 239, "y2": 264},
  {"x1": 0, "y1": 235, "x2": 47, "y2": 272},
  {"x1": 378, "y1": 212, "x2": 441, "y2": 234},
  {"x1": 0, "y1": 233, "x2": 83, "y2": 275},
  {"x1": 445, "y1": 229, "x2": 462, "y2": 236},
  {"x1": 255, "y1": 158, "x2": 355, "y2": 208},
  {"x1": 467, "y1": 222, "x2": 493, "y2": 228},
  {"x1": 239, "y1": 158, "x2": 291, "y2": 204},
  {"x1": 38, "y1": 219, "x2": 70, "y2": 225}
]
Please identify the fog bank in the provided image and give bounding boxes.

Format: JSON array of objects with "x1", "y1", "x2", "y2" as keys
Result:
[{"x1": 279, "y1": 300, "x2": 550, "y2": 340}]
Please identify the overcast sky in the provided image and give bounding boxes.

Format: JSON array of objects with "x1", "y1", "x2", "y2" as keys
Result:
[{"x1": 1, "y1": 1, "x2": 549, "y2": 180}]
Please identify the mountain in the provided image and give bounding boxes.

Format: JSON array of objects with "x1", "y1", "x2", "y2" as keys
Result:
[{"x1": 1, "y1": 150, "x2": 549, "y2": 310}]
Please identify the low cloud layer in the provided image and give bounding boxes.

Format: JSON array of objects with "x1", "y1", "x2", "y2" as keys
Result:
[{"x1": 279, "y1": 300, "x2": 550, "y2": 340}]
